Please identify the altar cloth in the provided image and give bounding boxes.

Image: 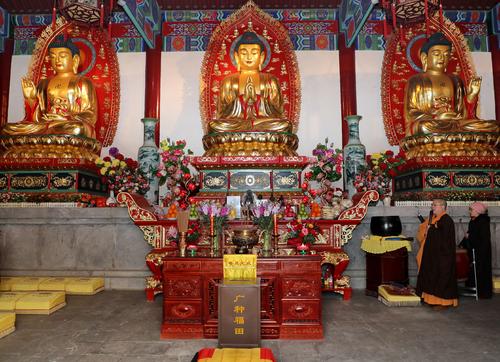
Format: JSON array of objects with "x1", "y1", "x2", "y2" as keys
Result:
[{"x1": 361, "y1": 235, "x2": 412, "y2": 254}]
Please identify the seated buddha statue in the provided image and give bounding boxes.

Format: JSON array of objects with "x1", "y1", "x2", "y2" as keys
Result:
[
  {"x1": 1, "y1": 36, "x2": 97, "y2": 139},
  {"x1": 404, "y1": 32, "x2": 499, "y2": 136},
  {"x1": 207, "y1": 31, "x2": 292, "y2": 134}
]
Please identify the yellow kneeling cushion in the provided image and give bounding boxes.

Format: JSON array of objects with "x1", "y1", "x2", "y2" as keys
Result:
[
  {"x1": 10, "y1": 277, "x2": 50, "y2": 292},
  {"x1": 65, "y1": 278, "x2": 104, "y2": 295},
  {"x1": 0, "y1": 312, "x2": 15, "y2": 338},
  {"x1": 493, "y1": 276, "x2": 500, "y2": 293},
  {"x1": 0, "y1": 277, "x2": 22, "y2": 292},
  {"x1": 15, "y1": 292, "x2": 66, "y2": 315},
  {"x1": 0, "y1": 293, "x2": 25, "y2": 311},
  {"x1": 378, "y1": 285, "x2": 421, "y2": 307},
  {"x1": 38, "y1": 277, "x2": 68, "y2": 291}
]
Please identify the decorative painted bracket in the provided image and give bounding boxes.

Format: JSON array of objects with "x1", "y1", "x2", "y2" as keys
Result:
[{"x1": 117, "y1": 0, "x2": 161, "y2": 49}]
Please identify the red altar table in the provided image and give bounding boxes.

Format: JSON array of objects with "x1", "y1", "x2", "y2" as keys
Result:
[
  {"x1": 161, "y1": 256, "x2": 323, "y2": 340},
  {"x1": 117, "y1": 190, "x2": 378, "y2": 302}
]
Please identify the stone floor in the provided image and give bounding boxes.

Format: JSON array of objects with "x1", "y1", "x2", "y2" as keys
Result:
[{"x1": 0, "y1": 290, "x2": 499, "y2": 362}]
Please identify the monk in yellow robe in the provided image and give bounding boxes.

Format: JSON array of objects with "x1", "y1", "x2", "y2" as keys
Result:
[{"x1": 416, "y1": 199, "x2": 458, "y2": 309}]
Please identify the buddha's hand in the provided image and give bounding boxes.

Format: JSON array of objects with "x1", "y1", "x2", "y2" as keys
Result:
[
  {"x1": 435, "y1": 111, "x2": 459, "y2": 120},
  {"x1": 41, "y1": 113, "x2": 68, "y2": 122},
  {"x1": 244, "y1": 78, "x2": 256, "y2": 103},
  {"x1": 467, "y1": 76, "x2": 481, "y2": 99},
  {"x1": 21, "y1": 77, "x2": 36, "y2": 101}
]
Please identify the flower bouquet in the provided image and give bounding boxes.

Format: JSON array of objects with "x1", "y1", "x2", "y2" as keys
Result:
[
  {"x1": 285, "y1": 219, "x2": 323, "y2": 248},
  {"x1": 157, "y1": 139, "x2": 198, "y2": 210},
  {"x1": 303, "y1": 139, "x2": 343, "y2": 204},
  {"x1": 353, "y1": 169, "x2": 391, "y2": 198},
  {"x1": 95, "y1": 147, "x2": 150, "y2": 195},
  {"x1": 353, "y1": 150, "x2": 406, "y2": 199},
  {"x1": 367, "y1": 150, "x2": 406, "y2": 180},
  {"x1": 198, "y1": 201, "x2": 230, "y2": 255},
  {"x1": 251, "y1": 200, "x2": 282, "y2": 255},
  {"x1": 165, "y1": 220, "x2": 202, "y2": 246},
  {"x1": 302, "y1": 140, "x2": 352, "y2": 217},
  {"x1": 251, "y1": 200, "x2": 282, "y2": 233}
]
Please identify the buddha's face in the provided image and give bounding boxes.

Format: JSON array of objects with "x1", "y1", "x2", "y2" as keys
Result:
[
  {"x1": 235, "y1": 44, "x2": 264, "y2": 71},
  {"x1": 48, "y1": 47, "x2": 78, "y2": 74},
  {"x1": 422, "y1": 44, "x2": 451, "y2": 72}
]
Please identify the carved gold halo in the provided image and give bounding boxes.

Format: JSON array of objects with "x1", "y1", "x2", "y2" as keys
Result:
[{"x1": 199, "y1": 0, "x2": 301, "y2": 135}]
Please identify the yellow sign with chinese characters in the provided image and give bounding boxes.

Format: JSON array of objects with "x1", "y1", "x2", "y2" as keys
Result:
[{"x1": 223, "y1": 255, "x2": 257, "y2": 281}]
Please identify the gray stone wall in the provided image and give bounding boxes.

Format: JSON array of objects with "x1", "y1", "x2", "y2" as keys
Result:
[
  {"x1": 0, "y1": 206, "x2": 498, "y2": 290},
  {"x1": 0, "y1": 207, "x2": 149, "y2": 290}
]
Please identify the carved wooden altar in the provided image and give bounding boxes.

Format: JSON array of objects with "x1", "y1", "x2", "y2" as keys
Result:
[
  {"x1": 118, "y1": 190, "x2": 378, "y2": 302},
  {"x1": 161, "y1": 256, "x2": 323, "y2": 340}
]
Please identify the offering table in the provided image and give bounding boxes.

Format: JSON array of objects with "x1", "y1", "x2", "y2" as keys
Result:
[
  {"x1": 161, "y1": 255, "x2": 323, "y2": 340},
  {"x1": 118, "y1": 190, "x2": 378, "y2": 302}
]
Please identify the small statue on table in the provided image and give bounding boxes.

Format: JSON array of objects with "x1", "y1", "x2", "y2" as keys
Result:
[{"x1": 241, "y1": 189, "x2": 257, "y2": 221}]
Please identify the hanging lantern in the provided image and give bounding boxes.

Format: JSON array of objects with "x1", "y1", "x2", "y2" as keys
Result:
[
  {"x1": 60, "y1": 0, "x2": 103, "y2": 25},
  {"x1": 383, "y1": 0, "x2": 439, "y2": 26}
]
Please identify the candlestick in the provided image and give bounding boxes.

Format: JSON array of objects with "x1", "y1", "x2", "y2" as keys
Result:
[
  {"x1": 273, "y1": 233, "x2": 279, "y2": 256},
  {"x1": 439, "y1": 3, "x2": 444, "y2": 29},
  {"x1": 273, "y1": 214, "x2": 278, "y2": 235},
  {"x1": 100, "y1": 2, "x2": 104, "y2": 28},
  {"x1": 108, "y1": 0, "x2": 114, "y2": 34},
  {"x1": 210, "y1": 214, "x2": 214, "y2": 236},
  {"x1": 383, "y1": 15, "x2": 388, "y2": 38},
  {"x1": 51, "y1": 2, "x2": 56, "y2": 29},
  {"x1": 391, "y1": 3, "x2": 397, "y2": 31},
  {"x1": 424, "y1": 0, "x2": 430, "y2": 38}
]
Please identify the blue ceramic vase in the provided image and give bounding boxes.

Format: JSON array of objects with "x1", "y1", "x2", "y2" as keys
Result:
[
  {"x1": 138, "y1": 117, "x2": 160, "y2": 204},
  {"x1": 343, "y1": 115, "x2": 367, "y2": 198}
]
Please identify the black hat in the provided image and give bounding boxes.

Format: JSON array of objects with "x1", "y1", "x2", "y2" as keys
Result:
[
  {"x1": 420, "y1": 32, "x2": 452, "y2": 54},
  {"x1": 48, "y1": 35, "x2": 80, "y2": 56},
  {"x1": 234, "y1": 31, "x2": 265, "y2": 52}
]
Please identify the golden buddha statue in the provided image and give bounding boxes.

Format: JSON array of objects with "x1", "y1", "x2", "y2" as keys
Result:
[
  {"x1": 404, "y1": 32, "x2": 498, "y2": 136},
  {"x1": 207, "y1": 31, "x2": 291, "y2": 134},
  {"x1": 202, "y1": 30, "x2": 298, "y2": 156},
  {"x1": 1, "y1": 36, "x2": 97, "y2": 138}
]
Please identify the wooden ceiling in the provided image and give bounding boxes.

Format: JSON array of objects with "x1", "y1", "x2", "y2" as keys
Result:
[{"x1": 0, "y1": 0, "x2": 498, "y2": 14}]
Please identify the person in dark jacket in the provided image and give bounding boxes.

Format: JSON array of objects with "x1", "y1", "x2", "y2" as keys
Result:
[
  {"x1": 416, "y1": 199, "x2": 458, "y2": 310},
  {"x1": 462, "y1": 202, "x2": 492, "y2": 299}
]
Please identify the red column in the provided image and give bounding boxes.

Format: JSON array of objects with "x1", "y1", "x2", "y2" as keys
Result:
[
  {"x1": 145, "y1": 34, "x2": 163, "y2": 146},
  {"x1": 338, "y1": 33, "x2": 357, "y2": 147},
  {"x1": 490, "y1": 35, "x2": 500, "y2": 121},
  {"x1": 0, "y1": 39, "x2": 13, "y2": 128}
]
